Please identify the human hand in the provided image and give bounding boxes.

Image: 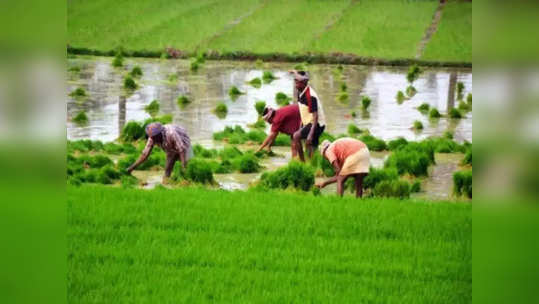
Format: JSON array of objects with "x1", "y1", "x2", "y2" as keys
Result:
[
  {"x1": 315, "y1": 181, "x2": 324, "y2": 189},
  {"x1": 306, "y1": 135, "x2": 313, "y2": 145},
  {"x1": 126, "y1": 166, "x2": 134, "y2": 174}
]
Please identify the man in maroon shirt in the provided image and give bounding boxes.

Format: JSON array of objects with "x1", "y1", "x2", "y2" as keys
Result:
[{"x1": 256, "y1": 104, "x2": 301, "y2": 157}]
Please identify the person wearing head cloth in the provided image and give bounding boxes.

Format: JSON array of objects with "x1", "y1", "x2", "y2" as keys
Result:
[
  {"x1": 126, "y1": 122, "x2": 193, "y2": 183},
  {"x1": 255, "y1": 104, "x2": 301, "y2": 156},
  {"x1": 316, "y1": 137, "x2": 370, "y2": 198},
  {"x1": 288, "y1": 69, "x2": 326, "y2": 161}
]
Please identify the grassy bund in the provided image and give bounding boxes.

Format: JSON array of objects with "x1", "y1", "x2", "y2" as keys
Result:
[
  {"x1": 68, "y1": 185, "x2": 471, "y2": 303},
  {"x1": 67, "y1": 0, "x2": 472, "y2": 64}
]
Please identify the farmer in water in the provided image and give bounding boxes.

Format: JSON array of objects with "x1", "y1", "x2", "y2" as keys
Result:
[
  {"x1": 126, "y1": 122, "x2": 193, "y2": 182},
  {"x1": 256, "y1": 104, "x2": 301, "y2": 156},
  {"x1": 289, "y1": 70, "x2": 326, "y2": 161},
  {"x1": 315, "y1": 138, "x2": 370, "y2": 198}
]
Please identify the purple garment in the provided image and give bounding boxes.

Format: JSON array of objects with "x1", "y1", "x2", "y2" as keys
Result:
[{"x1": 141, "y1": 124, "x2": 192, "y2": 159}]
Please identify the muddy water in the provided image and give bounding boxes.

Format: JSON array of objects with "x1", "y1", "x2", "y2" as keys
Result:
[
  {"x1": 67, "y1": 56, "x2": 472, "y2": 143},
  {"x1": 67, "y1": 56, "x2": 472, "y2": 200}
]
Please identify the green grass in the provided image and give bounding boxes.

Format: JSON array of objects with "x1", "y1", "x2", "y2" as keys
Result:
[
  {"x1": 310, "y1": 0, "x2": 438, "y2": 59},
  {"x1": 422, "y1": 1, "x2": 472, "y2": 62},
  {"x1": 68, "y1": 0, "x2": 471, "y2": 62},
  {"x1": 68, "y1": 185, "x2": 471, "y2": 303}
]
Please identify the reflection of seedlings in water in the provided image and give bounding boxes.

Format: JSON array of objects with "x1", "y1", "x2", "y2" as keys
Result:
[
  {"x1": 347, "y1": 124, "x2": 362, "y2": 135},
  {"x1": 123, "y1": 76, "x2": 138, "y2": 90},
  {"x1": 177, "y1": 95, "x2": 190, "y2": 108},
  {"x1": 458, "y1": 100, "x2": 470, "y2": 111},
  {"x1": 337, "y1": 91, "x2": 349, "y2": 103},
  {"x1": 361, "y1": 96, "x2": 371, "y2": 110},
  {"x1": 396, "y1": 91, "x2": 406, "y2": 103},
  {"x1": 112, "y1": 53, "x2": 123, "y2": 67},
  {"x1": 411, "y1": 180, "x2": 421, "y2": 193},
  {"x1": 405, "y1": 85, "x2": 416, "y2": 97},
  {"x1": 456, "y1": 82, "x2": 465, "y2": 100},
  {"x1": 69, "y1": 87, "x2": 87, "y2": 98},
  {"x1": 340, "y1": 82, "x2": 347, "y2": 92},
  {"x1": 129, "y1": 65, "x2": 143, "y2": 78},
  {"x1": 417, "y1": 102, "x2": 430, "y2": 113},
  {"x1": 443, "y1": 131, "x2": 454, "y2": 139},
  {"x1": 262, "y1": 71, "x2": 276, "y2": 83},
  {"x1": 214, "y1": 102, "x2": 228, "y2": 119},
  {"x1": 73, "y1": 111, "x2": 89, "y2": 126},
  {"x1": 429, "y1": 108, "x2": 441, "y2": 118},
  {"x1": 248, "y1": 77, "x2": 262, "y2": 88},
  {"x1": 275, "y1": 92, "x2": 291, "y2": 106},
  {"x1": 406, "y1": 65, "x2": 421, "y2": 83},
  {"x1": 453, "y1": 169, "x2": 472, "y2": 198},
  {"x1": 144, "y1": 99, "x2": 160, "y2": 117},
  {"x1": 413, "y1": 120, "x2": 423, "y2": 131},
  {"x1": 255, "y1": 101, "x2": 266, "y2": 116},
  {"x1": 228, "y1": 86, "x2": 244, "y2": 100},
  {"x1": 449, "y1": 108, "x2": 463, "y2": 119}
]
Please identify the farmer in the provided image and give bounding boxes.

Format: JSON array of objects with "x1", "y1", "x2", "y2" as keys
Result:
[
  {"x1": 289, "y1": 70, "x2": 326, "y2": 161},
  {"x1": 126, "y1": 122, "x2": 193, "y2": 182},
  {"x1": 256, "y1": 104, "x2": 301, "y2": 156},
  {"x1": 315, "y1": 138, "x2": 370, "y2": 198}
]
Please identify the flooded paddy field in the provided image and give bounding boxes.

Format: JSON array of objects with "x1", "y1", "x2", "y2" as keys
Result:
[{"x1": 67, "y1": 56, "x2": 471, "y2": 200}]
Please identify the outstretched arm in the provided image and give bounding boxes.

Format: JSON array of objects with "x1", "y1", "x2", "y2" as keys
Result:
[
  {"x1": 127, "y1": 138, "x2": 154, "y2": 173},
  {"x1": 316, "y1": 161, "x2": 341, "y2": 188},
  {"x1": 256, "y1": 131, "x2": 278, "y2": 153}
]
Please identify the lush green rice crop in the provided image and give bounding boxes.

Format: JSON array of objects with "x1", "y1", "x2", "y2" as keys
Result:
[{"x1": 68, "y1": 185, "x2": 471, "y2": 303}]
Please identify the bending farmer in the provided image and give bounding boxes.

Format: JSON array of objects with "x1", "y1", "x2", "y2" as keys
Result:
[
  {"x1": 127, "y1": 122, "x2": 193, "y2": 182},
  {"x1": 316, "y1": 138, "x2": 370, "y2": 198},
  {"x1": 290, "y1": 70, "x2": 326, "y2": 161},
  {"x1": 256, "y1": 104, "x2": 301, "y2": 156}
]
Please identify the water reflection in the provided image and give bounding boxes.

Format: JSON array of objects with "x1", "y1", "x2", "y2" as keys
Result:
[{"x1": 68, "y1": 57, "x2": 472, "y2": 143}]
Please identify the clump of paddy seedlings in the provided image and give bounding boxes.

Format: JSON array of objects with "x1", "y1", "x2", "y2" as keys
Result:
[
  {"x1": 190, "y1": 61, "x2": 199, "y2": 72},
  {"x1": 177, "y1": 95, "x2": 190, "y2": 108},
  {"x1": 444, "y1": 130, "x2": 454, "y2": 139},
  {"x1": 453, "y1": 169, "x2": 472, "y2": 198},
  {"x1": 255, "y1": 101, "x2": 266, "y2": 116},
  {"x1": 373, "y1": 179, "x2": 411, "y2": 199},
  {"x1": 121, "y1": 121, "x2": 146, "y2": 141},
  {"x1": 214, "y1": 102, "x2": 228, "y2": 119},
  {"x1": 260, "y1": 160, "x2": 315, "y2": 192},
  {"x1": 228, "y1": 86, "x2": 244, "y2": 100},
  {"x1": 340, "y1": 82, "x2": 347, "y2": 92},
  {"x1": 249, "y1": 118, "x2": 266, "y2": 130},
  {"x1": 458, "y1": 100, "x2": 470, "y2": 111},
  {"x1": 112, "y1": 53, "x2": 123, "y2": 68},
  {"x1": 144, "y1": 100, "x2": 160, "y2": 117},
  {"x1": 350, "y1": 111, "x2": 357, "y2": 118},
  {"x1": 361, "y1": 96, "x2": 371, "y2": 110},
  {"x1": 255, "y1": 59, "x2": 264, "y2": 68},
  {"x1": 68, "y1": 66, "x2": 81, "y2": 73},
  {"x1": 429, "y1": 108, "x2": 441, "y2": 118},
  {"x1": 410, "y1": 180, "x2": 421, "y2": 193},
  {"x1": 129, "y1": 65, "x2": 143, "y2": 78},
  {"x1": 275, "y1": 92, "x2": 291, "y2": 106},
  {"x1": 406, "y1": 85, "x2": 417, "y2": 97},
  {"x1": 413, "y1": 120, "x2": 423, "y2": 131},
  {"x1": 173, "y1": 158, "x2": 215, "y2": 185},
  {"x1": 417, "y1": 102, "x2": 430, "y2": 113},
  {"x1": 358, "y1": 134, "x2": 387, "y2": 151},
  {"x1": 294, "y1": 62, "x2": 308, "y2": 70},
  {"x1": 456, "y1": 82, "x2": 465, "y2": 100},
  {"x1": 69, "y1": 87, "x2": 87, "y2": 98},
  {"x1": 73, "y1": 110, "x2": 89, "y2": 126},
  {"x1": 449, "y1": 108, "x2": 463, "y2": 119},
  {"x1": 406, "y1": 65, "x2": 422, "y2": 84},
  {"x1": 337, "y1": 91, "x2": 349, "y2": 103},
  {"x1": 396, "y1": 90, "x2": 406, "y2": 103},
  {"x1": 466, "y1": 93, "x2": 472, "y2": 104},
  {"x1": 167, "y1": 73, "x2": 178, "y2": 83},
  {"x1": 248, "y1": 77, "x2": 262, "y2": 88},
  {"x1": 262, "y1": 71, "x2": 276, "y2": 83},
  {"x1": 123, "y1": 76, "x2": 138, "y2": 91},
  {"x1": 347, "y1": 124, "x2": 363, "y2": 135}
]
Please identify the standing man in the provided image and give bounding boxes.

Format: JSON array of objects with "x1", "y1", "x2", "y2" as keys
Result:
[
  {"x1": 126, "y1": 122, "x2": 193, "y2": 183},
  {"x1": 289, "y1": 70, "x2": 326, "y2": 161},
  {"x1": 256, "y1": 104, "x2": 301, "y2": 156},
  {"x1": 315, "y1": 138, "x2": 370, "y2": 198}
]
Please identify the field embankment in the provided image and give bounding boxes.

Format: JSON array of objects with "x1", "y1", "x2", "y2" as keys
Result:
[{"x1": 68, "y1": 185, "x2": 471, "y2": 303}]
